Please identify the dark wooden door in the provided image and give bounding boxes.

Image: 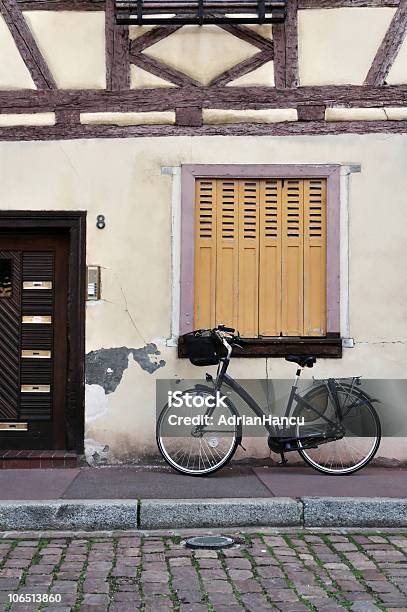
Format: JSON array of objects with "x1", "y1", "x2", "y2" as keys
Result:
[{"x1": 0, "y1": 231, "x2": 69, "y2": 450}]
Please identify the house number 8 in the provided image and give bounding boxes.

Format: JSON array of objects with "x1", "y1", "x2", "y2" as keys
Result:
[{"x1": 96, "y1": 215, "x2": 105, "y2": 229}]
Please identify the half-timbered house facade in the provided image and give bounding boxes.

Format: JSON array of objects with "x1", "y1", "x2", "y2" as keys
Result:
[{"x1": 0, "y1": 0, "x2": 406, "y2": 465}]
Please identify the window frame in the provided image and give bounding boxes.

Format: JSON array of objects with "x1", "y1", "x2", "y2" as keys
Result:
[{"x1": 179, "y1": 164, "x2": 342, "y2": 358}]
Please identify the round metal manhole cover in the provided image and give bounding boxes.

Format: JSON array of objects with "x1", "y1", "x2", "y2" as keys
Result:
[{"x1": 185, "y1": 535, "x2": 235, "y2": 550}]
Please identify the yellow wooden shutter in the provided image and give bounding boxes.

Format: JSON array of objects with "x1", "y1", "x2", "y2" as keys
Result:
[
  {"x1": 281, "y1": 179, "x2": 304, "y2": 336},
  {"x1": 194, "y1": 179, "x2": 217, "y2": 329},
  {"x1": 259, "y1": 179, "x2": 282, "y2": 336},
  {"x1": 193, "y1": 176, "x2": 327, "y2": 338},
  {"x1": 238, "y1": 180, "x2": 259, "y2": 337},
  {"x1": 215, "y1": 180, "x2": 239, "y2": 330},
  {"x1": 304, "y1": 179, "x2": 327, "y2": 336}
]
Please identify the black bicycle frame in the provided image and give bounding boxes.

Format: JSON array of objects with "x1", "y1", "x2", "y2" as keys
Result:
[{"x1": 207, "y1": 358, "x2": 339, "y2": 438}]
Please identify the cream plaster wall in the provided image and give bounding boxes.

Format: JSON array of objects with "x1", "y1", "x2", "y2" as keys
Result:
[
  {"x1": 298, "y1": 8, "x2": 395, "y2": 85},
  {"x1": 23, "y1": 11, "x2": 106, "y2": 89},
  {"x1": 0, "y1": 113, "x2": 55, "y2": 127},
  {"x1": 143, "y1": 25, "x2": 260, "y2": 85},
  {"x1": 387, "y1": 38, "x2": 407, "y2": 84},
  {"x1": 130, "y1": 65, "x2": 176, "y2": 89},
  {"x1": 202, "y1": 108, "x2": 297, "y2": 124},
  {"x1": 0, "y1": 134, "x2": 406, "y2": 461},
  {"x1": 80, "y1": 111, "x2": 175, "y2": 125},
  {"x1": 227, "y1": 61, "x2": 275, "y2": 87},
  {"x1": 0, "y1": 15, "x2": 35, "y2": 89}
]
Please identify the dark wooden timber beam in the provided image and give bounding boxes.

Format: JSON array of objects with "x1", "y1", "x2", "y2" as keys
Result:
[
  {"x1": 285, "y1": 0, "x2": 298, "y2": 87},
  {"x1": 210, "y1": 49, "x2": 274, "y2": 86},
  {"x1": 1, "y1": 85, "x2": 407, "y2": 112},
  {"x1": 299, "y1": 0, "x2": 399, "y2": 6},
  {"x1": 1, "y1": 120, "x2": 407, "y2": 142},
  {"x1": 271, "y1": 20, "x2": 286, "y2": 88},
  {"x1": 15, "y1": 0, "x2": 401, "y2": 9},
  {"x1": 218, "y1": 23, "x2": 274, "y2": 52},
  {"x1": 129, "y1": 24, "x2": 183, "y2": 54},
  {"x1": 16, "y1": 0, "x2": 105, "y2": 8},
  {"x1": 106, "y1": 0, "x2": 130, "y2": 90},
  {"x1": 0, "y1": 0, "x2": 56, "y2": 89},
  {"x1": 271, "y1": 0, "x2": 298, "y2": 88},
  {"x1": 129, "y1": 53, "x2": 201, "y2": 87},
  {"x1": 365, "y1": 0, "x2": 407, "y2": 85}
]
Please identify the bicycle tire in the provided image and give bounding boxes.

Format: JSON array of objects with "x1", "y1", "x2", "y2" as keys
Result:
[
  {"x1": 294, "y1": 383, "x2": 381, "y2": 475},
  {"x1": 156, "y1": 385, "x2": 242, "y2": 476}
]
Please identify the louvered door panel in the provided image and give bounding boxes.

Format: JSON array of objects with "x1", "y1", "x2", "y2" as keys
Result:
[
  {"x1": 21, "y1": 326, "x2": 53, "y2": 350},
  {"x1": 259, "y1": 179, "x2": 282, "y2": 336},
  {"x1": 238, "y1": 180, "x2": 259, "y2": 337},
  {"x1": 194, "y1": 179, "x2": 217, "y2": 329},
  {"x1": 20, "y1": 395, "x2": 52, "y2": 421},
  {"x1": 0, "y1": 251, "x2": 21, "y2": 420},
  {"x1": 21, "y1": 252, "x2": 54, "y2": 420},
  {"x1": 282, "y1": 180, "x2": 304, "y2": 336},
  {"x1": 304, "y1": 179, "x2": 327, "y2": 336},
  {"x1": 215, "y1": 180, "x2": 239, "y2": 330}
]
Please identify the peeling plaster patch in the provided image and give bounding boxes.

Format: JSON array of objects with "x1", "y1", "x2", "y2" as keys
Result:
[
  {"x1": 85, "y1": 384, "x2": 108, "y2": 422},
  {"x1": 85, "y1": 344, "x2": 166, "y2": 394},
  {"x1": 84, "y1": 437, "x2": 117, "y2": 466}
]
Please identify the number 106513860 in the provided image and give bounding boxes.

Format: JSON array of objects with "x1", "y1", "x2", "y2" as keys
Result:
[{"x1": 8, "y1": 593, "x2": 62, "y2": 604}]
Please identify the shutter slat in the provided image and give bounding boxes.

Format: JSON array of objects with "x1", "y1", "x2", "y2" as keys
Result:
[
  {"x1": 304, "y1": 179, "x2": 327, "y2": 336},
  {"x1": 238, "y1": 180, "x2": 259, "y2": 337},
  {"x1": 259, "y1": 179, "x2": 282, "y2": 336},
  {"x1": 194, "y1": 179, "x2": 217, "y2": 329},
  {"x1": 215, "y1": 180, "x2": 239, "y2": 331},
  {"x1": 282, "y1": 180, "x2": 304, "y2": 336}
]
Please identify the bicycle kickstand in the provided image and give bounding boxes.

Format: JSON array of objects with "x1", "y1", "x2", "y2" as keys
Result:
[{"x1": 279, "y1": 452, "x2": 288, "y2": 465}]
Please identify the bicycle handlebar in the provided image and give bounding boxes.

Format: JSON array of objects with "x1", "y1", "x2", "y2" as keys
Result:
[
  {"x1": 217, "y1": 324, "x2": 236, "y2": 334},
  {"x1": 212, "y1": 325, "x2": 241, "y2": 359}
]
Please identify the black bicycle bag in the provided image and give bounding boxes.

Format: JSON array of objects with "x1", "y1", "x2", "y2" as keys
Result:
[{"x1": 183, "y1": 329, "x2": 224, "y2": 366}]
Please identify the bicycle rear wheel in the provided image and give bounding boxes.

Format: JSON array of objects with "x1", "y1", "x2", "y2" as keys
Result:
[
  {"x1": 294, "y1": 383, "x2": 381, "y2": 475},
  {"x1": 156, "y1": 386, "x2": 241, "y2": 476}
]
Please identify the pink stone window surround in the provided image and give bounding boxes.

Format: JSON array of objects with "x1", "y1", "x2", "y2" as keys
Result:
[{"x1": 180, "y1": 164, "x2": 341, "y2": 338}]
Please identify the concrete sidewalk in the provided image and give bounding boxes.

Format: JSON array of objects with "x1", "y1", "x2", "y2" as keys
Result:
[
  {"x1": 0, "y1": 465, "x2": 405, "y2": 501},
  {"x1": 0, "y1": 465, "x2": 405, "y2": 530}
]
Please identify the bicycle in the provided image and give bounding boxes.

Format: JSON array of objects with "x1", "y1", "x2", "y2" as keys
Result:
[{"x1": 156, "y1": 325, "x2": 381, "y2": 476}]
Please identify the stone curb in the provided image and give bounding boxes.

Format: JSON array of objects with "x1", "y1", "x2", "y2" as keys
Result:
[
  {"x1": 302, "y1": 497, "x2": 407, "y2": 528},
  {"x1": 0, "y1": 497, "x2": 406, "y2": 530},
  {"x1": 139, "y1": 498, "x2": 302, "y2": 530},
  {"x1": 0, "y1": 500, "x2": 137, "y2": 531}
]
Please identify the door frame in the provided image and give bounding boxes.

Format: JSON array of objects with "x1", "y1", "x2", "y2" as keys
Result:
[{"x1": 0, "y1": 211, "x2": 86, "y2": 453}]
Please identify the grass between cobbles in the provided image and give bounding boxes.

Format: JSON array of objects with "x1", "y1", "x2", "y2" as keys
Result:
[
  {"x1": 38, "y1": 537, "x2": 69, "y2": 612},
  {"x1": 240, "y1": 533, "x2": 281, "y2": 610},
  {"x1": 136, "y1": 535, "x2": 145, "y2": 610},
  {"x1": 2, "y1": 531, "x2": 407, "y2": 611},
  {"x1": 190, "y1": 549, "x2": 212, "y2": 610},
  {"x1": 71, "y1": 538, "x2": 92, "y2": 612},
  {"x1": 259, "y1": 533, "x2": 316, "y2": 611},
  {"x1": 217, "y1": 550, "x2": 246, "y2": 609},
  {"x1": 163, "y1": 536, "x2": 181, "y2": 610},
  {"x1": 3, "y1": 539, "x2": 31, "y2": 612},
  {"x1": 320, "y1": 533, "x2": 386, "y2": 611},
  {"x1": 106, "y1": 536, "x2": 119, "y2": 610},
  {"x1": 286, "y1": 532, "x2": 352, "y2": 609},
  {"x1": 347, "y1": 533, "x2": 407, "y2": 607}
]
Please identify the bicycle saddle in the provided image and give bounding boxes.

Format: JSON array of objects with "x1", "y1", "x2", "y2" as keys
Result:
[{"x1": 285, "y1": 355, "x2": 317, "y2": 368}]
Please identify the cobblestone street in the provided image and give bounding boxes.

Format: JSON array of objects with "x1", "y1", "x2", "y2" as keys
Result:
[{"x1": 0, "y1": 531, "x2": 406, "y2": 611}]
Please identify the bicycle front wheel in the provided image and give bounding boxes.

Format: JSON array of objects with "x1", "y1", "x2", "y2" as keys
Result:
[
  {"x1": 295, "y1": 383, "x2": 381, "y2": 475},
  {"x1": 156, "y1": 386, "x2": 241, "y2": 476}
]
